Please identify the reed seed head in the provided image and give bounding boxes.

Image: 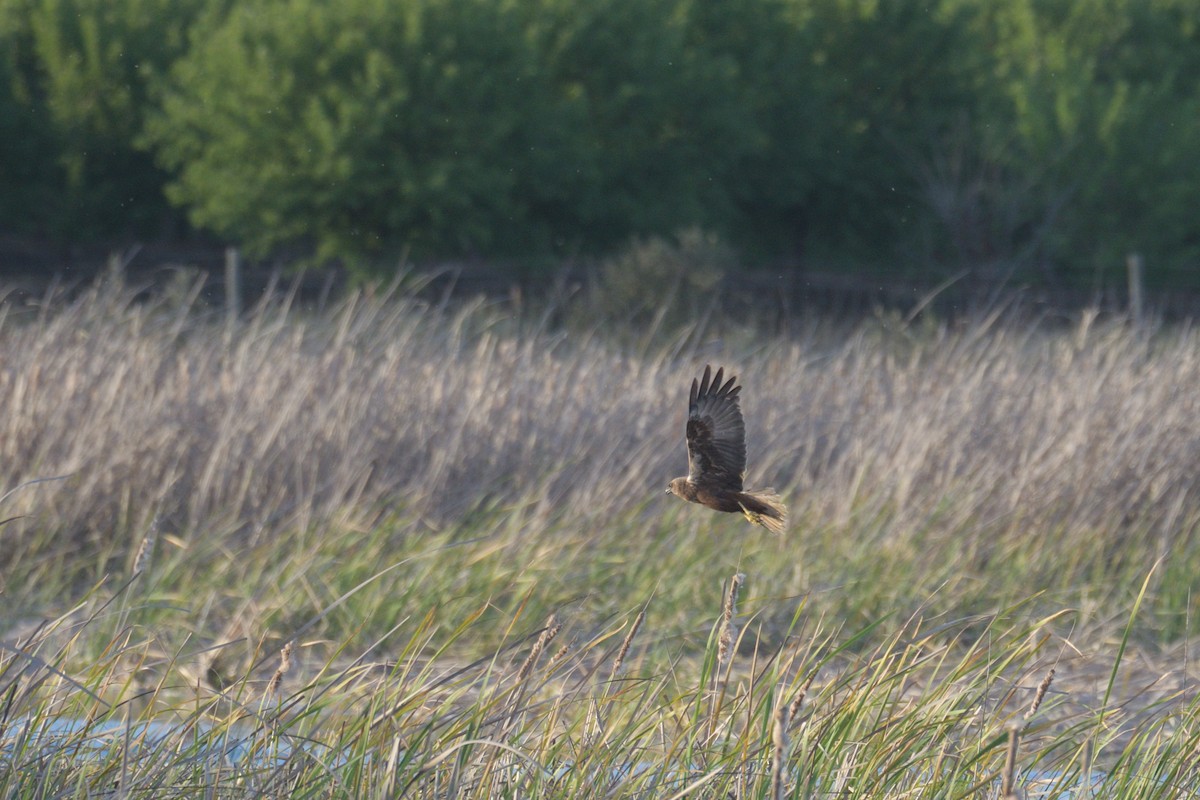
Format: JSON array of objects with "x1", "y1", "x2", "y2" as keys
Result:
[
  {"x1": 611, "y1": 609, "x2": 645, "y2": 677},
  {"x1": 1024, "y1": 667, "x2": 1055, "y2": 720},
  {"x1": 548, "y1": 637, "x2": 575, "y2": 671},
  {"x1": 267, "y1": 639, "x2": 294, "y2": 696},
  {"x1": 717, "y1": 573, "x2": 744, "y2": 668},
  {"x1": 516, "y1": 613, "x2": 560, "y2": 682},
  {"x1": 132, "y1": 515, "x2": 160, "y2": 576},
  {"x1": 788, "y1": 670, "x2": 818, "y2": 722}
]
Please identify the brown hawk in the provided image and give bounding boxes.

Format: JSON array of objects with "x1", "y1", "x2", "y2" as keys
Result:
[{"x1": 666, "y1": 365, "x2": 786, "y2": 534}]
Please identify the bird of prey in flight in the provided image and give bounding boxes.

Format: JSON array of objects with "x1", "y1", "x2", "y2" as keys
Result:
[{"x1": 666, "y1": 365, "x2": 787, "y2": 534}]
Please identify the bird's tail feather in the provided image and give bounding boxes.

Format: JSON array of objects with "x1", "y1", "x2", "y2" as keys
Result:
[{"x1": 736, "y1": 490, "x2": 787, "y2": 535}]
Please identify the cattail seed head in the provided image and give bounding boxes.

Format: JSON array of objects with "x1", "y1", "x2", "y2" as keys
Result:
[
  {"x1": 611, "y1": 609, "x2": 645, "y2": 677},
  {"x1": 1025, "y1": 668, "x2": 1055, "y2": 720},
  {"x1": 267, "y1": 640, "x2": 294, "y2": 696},
  {"x1": 516, "y1": 614, "x2": 560, "y2": 682},
  {"x1": 717, "y1": 573, "x2": 744, "y2": 668},
  {"x1": 548, "y1": 637, "x2": 575, "y2": 671},
  {"x1": 723, "y1": 573, "x2": 745, "y2": 621},
  {"x1": 132, "y1": 515, "x2": 160, "y2": 576},
  {"x1": 788, "y1": 670, "x2": 818, "y2": 722}
]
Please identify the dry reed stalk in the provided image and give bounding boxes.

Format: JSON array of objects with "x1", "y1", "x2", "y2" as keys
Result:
[
  {"x1": 131, "y1": 515, "x2": 159, "y2": 576},
  {"x1": 584, "y1": 697, "x2": 605, "y2": 746},
  {"x1": 547, "y1": 637, "x2": 575, "y2": 671},
  {"x1": 788, "y1": 669, "x2": 818, "y2": 723},
  {"x1": 708, "y1": 573, "x2": 746, "y2": 744},
  {"x1": 770, "y1": 702, "x2": 790, "y2": 800},
  {"x1": 266, "y1": 640, "x2": 294, "y2": 697},
  {"x1": 1024, "y1": 667, "x2": 1055, "y2": 720},
  {"x1": 610, "y1": 609, "x2": 645, "y2": 679},
  {"x1": 717, "y1": 572, "x2": 744, "y2": 670},
  {"x1": 1001, "y1": 726, "x2": 1021, "y2": 799},
  {"x1": 515, "y1": 614, "x2": 560, "y2": 683},
  {"x1": 8, "y1": 279, "x2": 1200, "y2": 599},
  {"x1": 500, "y1": 614, "x2": 561, "y2": 740}
]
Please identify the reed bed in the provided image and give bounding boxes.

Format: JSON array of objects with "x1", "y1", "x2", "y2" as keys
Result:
[
  {"x1": 2, "y1": 562, "x2": 1196, "y2": 798},
  {"x1": 2, "y1": 277, "x2": 1200, "y2": 796}
]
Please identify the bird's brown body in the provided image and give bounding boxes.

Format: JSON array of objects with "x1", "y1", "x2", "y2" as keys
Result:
[
  {"x1": 668, "y1": 476, "x2": 785, "y2": 521},
  {"x1": 666, "y1": 366, "x2": 787, "y2": 534}
]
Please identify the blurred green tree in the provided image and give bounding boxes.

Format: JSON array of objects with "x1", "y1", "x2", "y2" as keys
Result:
[
  {"x1": 0, "y1": 0, "x2": 218, "y2": 239},
  {"x1": 146, "y1": 0, "x2": 763, "y2": 269},
  {"x1": 954, "y1": 0, "x2": 1200, "y2": 283},
  {"x1": 147, "y1": 0, "x2": 573, "y2": 263},
  {"x1": 1, "y1": 0, "x2": 1196, "y2": 288}
]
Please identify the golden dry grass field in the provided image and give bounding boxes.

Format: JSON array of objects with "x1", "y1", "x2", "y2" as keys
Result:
[{"x1": 2, "y1": 277, "x2": 1199, "y2": 797}]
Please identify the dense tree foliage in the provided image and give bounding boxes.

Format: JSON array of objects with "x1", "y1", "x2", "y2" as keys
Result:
[
  {"x1": 1, "y1": 0, "x2": 1198, "y2": 284},
  {"x1": 957, "y1": 0, "x2": 1200, "y2": 285},
  {"x1": 0, "y1": 0, "x2": 222, "y2": 238}
]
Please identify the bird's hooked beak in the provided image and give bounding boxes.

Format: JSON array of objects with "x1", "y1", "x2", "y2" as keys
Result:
[{"x1": 664, "y1": 485, "x2": 673, "y2": 495}]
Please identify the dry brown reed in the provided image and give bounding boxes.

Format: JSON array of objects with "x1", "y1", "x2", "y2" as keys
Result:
[
  {"x1": 717, "y1": 572, "x2": 744, "y2": 670},
  {"x1": 1025, "y1": 667, "x2": 1055, "y2": 720},
  {"x1": 515, "y1": 614, "x2": 560, "y2": 684},
  {"x1": 131, "y1": 515, "x2": 159, "y2": 576},
  {"x1": 266, "y1": 640, "x2": 294, "y2": 697},
  {"x1": 1001, "y1": 726, "x2": 1021, "y2": 799},
  {"x1": 547, "y1": 638, "x2": 574, "y2": 671},
  {"x1": 4, "y1": 280, "x2": 1200, "y2": 593},
  {"x1": 771, "y1": 701, "x2": 791, "y2": 800},
  {"x1": 502, "y1": 614, "x2": 561, "y2": 733},
  {"x1": 5, "y1": 279, "x2": 1200, "y2": 799},
  {"x1": 788, "y1": 669, "x2": 818, "y2": 723},
  {"x1": 610, "y1": 609, "x2": 645, "y2": 678}
]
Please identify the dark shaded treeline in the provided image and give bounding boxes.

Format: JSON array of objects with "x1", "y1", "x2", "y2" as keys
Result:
[{"x1": 1, "y1": 0, "x2": 1199, "y2": 290}]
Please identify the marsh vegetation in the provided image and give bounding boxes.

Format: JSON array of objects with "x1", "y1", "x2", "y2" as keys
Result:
[{"x1": 2, "y1": 280, "x2": 1199, "y2": 797}]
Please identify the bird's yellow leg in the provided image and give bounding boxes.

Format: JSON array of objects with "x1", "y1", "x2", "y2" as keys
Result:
[{"x1": 738, "y1": 502, "x2": 764, "y2": 528}]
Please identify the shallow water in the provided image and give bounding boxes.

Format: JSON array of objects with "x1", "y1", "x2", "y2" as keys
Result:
[
  {"x1": 1, "y1": 715, "x2": 306, "y2": 769},
  {"x1": 1, "y1": 716, "x2": 1108, "y2": 797}
]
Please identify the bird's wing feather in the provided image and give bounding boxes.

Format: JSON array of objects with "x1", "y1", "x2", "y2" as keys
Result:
[{"x1": 686, "y1": 365, "x2": 746, "y2": 491}]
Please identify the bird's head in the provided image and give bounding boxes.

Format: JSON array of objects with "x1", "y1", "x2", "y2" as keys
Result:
[{"x1": 666, "y1": 477, "x2": 688, "y2": 497}]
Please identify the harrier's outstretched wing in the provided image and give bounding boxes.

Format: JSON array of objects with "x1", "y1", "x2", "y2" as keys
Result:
[{"x1": 686, "y1": 365, "x2": 746, "y2": 491}]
